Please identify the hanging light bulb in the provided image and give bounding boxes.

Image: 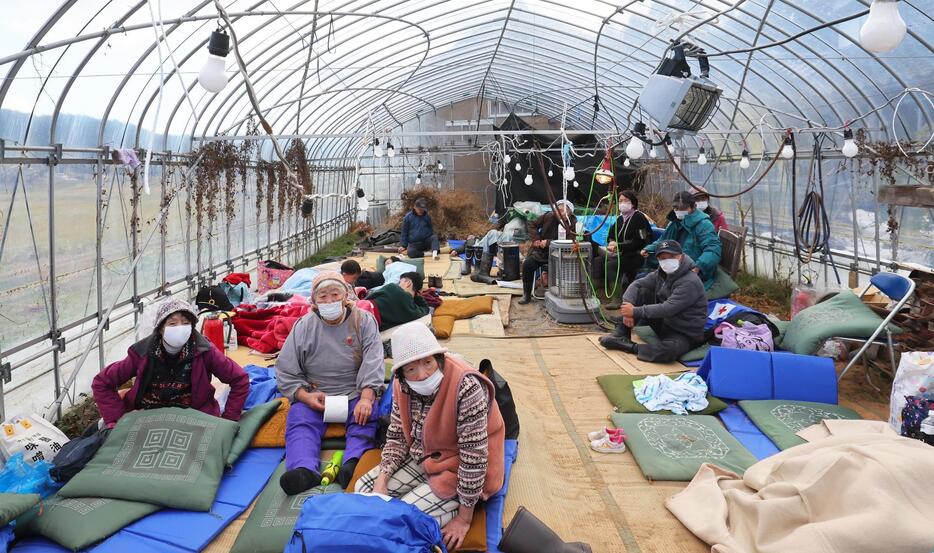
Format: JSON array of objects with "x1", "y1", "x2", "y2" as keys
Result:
[
  {"x1": 564, "y1": 165, "x2": 576, "y2": 182},
  {"x1": 372, "y1": 138, "x2": 383, "y2": 158},
  {"x1": 502, "y1": 178, "x2": 508, "y2": 186},
  {"x1": 547, "y1": 169, "x2": 554, "y2": 177},
  {"x1": 504, "y1": 153, "x2": 512, "y2": 164},
  {"x1": 524, "y1": 173, "x2": 533, "y2": 186},
  {"x1": 625, "y1": 136, "x2": 644, "y2": 160},
  {"x1": 649, "y1": 147, "x2": 657, "y2": 159},
  {"x1": 436, "y1": 160, "x2": 443, "y2": 170},
  {"x1": 697, "y1": 147, "x2": 708, "y2": 166},
  {"x1": 781, "y1": 136, "x2": 795, "y2": 159},
  {"x1": 572, "y1": 180, "x2": 579, "y2": 188},
  {"x1": 623, "y1": 158, "x2": 631, "y2": 168},
  {"x1": 198, "y1": 28, "x2": 230, "y2": 93},
  {"x1": 841, "y1": 128, "x2": 859, "y2": 158},
  {"x1": 386, "y1": 142, "x2": 395, "y2": 158},
  {"x1": 665, "y1": 138, "x2": 675, "y2": 157},
  {"x1": 739, "y1": 149, "x2": 751, "y2": 169},
  {"x1": 415, "y1": 172, "x2": 422, "y2": 185},
  {"x1": 859, "y1": 0, "x2": 907, "y2": 53},
  {"x1": 514, "y1": 162, "x2": 522, "y2": 171}
]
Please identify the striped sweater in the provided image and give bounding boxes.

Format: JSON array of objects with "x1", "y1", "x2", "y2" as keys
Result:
[{"x1": 380, "y1": 374, "x2": 490, "y2": 508}]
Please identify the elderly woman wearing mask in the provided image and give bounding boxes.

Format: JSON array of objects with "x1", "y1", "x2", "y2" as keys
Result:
[
  {"x1": 92, "y1": 297, "x2": 249, "y2": 428},
  {"x1": 276, "y1": 271, "x2": 384, "y2": 495},
  {"x1": 354, "y1": 321, "x2": 505, "y2": 551}
]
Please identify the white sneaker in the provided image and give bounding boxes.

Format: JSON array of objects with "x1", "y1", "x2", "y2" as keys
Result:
[
  {"x1": 590, "y1": 434, "x2": 627, "y2": 454},
  {"x1": 587, "y1": 426, "x2": 621, "y2": 441},
  {"x1": 432, "y1": 250, "x2": 439, "y2": 260}
]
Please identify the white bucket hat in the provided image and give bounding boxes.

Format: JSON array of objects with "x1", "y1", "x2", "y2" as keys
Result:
[{"x1": 390, "y1": 321, "x2": 448, "y2": 370}]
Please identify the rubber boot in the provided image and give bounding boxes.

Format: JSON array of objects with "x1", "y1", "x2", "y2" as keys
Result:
[
  {"x1": 460, "y1": 252, "x2": 473, "y2": 276},
  {"x1": 471, "y1": 252, "x2": 498, "y2": 285},
  {"x1": 598, "y1": 323, "x2": 637, "y2": 353},
  {"x1": 518, "y1": 279, "x2": 532, "y2": 305},
  {"x1": 499, "y1": 507, "x2": 593, "y2": 553}
]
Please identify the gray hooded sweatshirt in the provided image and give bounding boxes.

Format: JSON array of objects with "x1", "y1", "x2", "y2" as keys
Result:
[{"x1": 622, "y1": 254, "x2": 707, "y2": 340}]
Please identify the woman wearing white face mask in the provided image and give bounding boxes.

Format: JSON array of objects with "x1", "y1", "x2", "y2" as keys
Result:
[
  {"x1": 275, "y1": 271, "x2": 385, "y2": 495},
  {"x1": 92, "y1": 298, "x2": 250, "y2": 429},
  {"x1": 591, "y1": 189, "x2": 654, "y2": 309},
  {"x1": 640, "y1": 190, "x2": 722, "y2": 291},
  {"x1": 599, "y1": 239, "x2": 708, "y2": 363},
  {"x1": 692, "y1": 186, "x2": 728, "y2": 232},
  {"x1": 354, "y1": 321, "x2": 505, "y2": 552}
]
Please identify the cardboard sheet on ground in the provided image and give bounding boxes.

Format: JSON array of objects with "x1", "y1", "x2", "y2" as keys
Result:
[
  {"x1": 738, "y1": 400, "x2": 862, "y2": 450},
  {"x1": 451, "y1": 298, "x2": 506, "y2": 338},
  {"x1": 58, "y1": 408, "x2": 239, "y2": 511},
  {"x1": 610, "y1": 413, "x2": 757, "y2": 481},
  {"x1": 596, "y1": 374, "x2": 727, "y2": 415},
  {"x1": 586, "y1": 335, "x2": 685, "y2": 375},
  {"x1": 633, "y1": 326, "x2": 710, "y2": 362}
]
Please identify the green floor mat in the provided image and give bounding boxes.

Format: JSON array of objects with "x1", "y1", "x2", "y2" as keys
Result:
[
  {"x1": 633, "y1": 327, "x2": 710, "y2": 362},
  {"x1": 739, "y1": 400, "x2": 862, "y2": 450},
  {"x1": 610, "y1": 413, "x2": 757, "y2": 481},
  {"x1": 596, "y1": 374, "x2": 727, "y2": 415},
  {"x1": 230, "y1": 462, "x2": 343, "y2": 553}
]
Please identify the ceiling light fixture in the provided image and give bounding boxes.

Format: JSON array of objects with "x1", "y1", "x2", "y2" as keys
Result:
[
  {"x1": 697, "y1": 146, "x2": 707, "y2": 166},
  {"x1": 841, "y1": 128, "x2": 859, "y2": 158},
  {"x1": 198, "y1": 28, "x2": 230, "y2": 93},
  {"x1": 739, "y1": 149, "x2": 750, "y2": 169},
  {"x1": 781, "y1": 136, "x2": 795, "y2": 159},
  {"x1": 859, "y1": 0, "x2": 907, "y2": 53}
]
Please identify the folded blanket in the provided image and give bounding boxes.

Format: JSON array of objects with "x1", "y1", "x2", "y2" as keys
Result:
[
  {"x1": 666, "y1": 433, "x2": 934, "y2": 553},
  {"x1": 233, "y1": 304, "x2": 310, "y2": 353},
  {"x1": 634, "y1": 373, "x2": 709, "y2": 415}
]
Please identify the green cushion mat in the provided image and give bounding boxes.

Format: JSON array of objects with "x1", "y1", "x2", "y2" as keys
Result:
[
  {"x1": 376, "y1": 255, "x2": 425, "y2": 275},
  {"x1": 597, "y1": 374, "x2": 727, "y2": 415},
  {"x1": 610, "y1": 413, "x2": 757, "y2": 481},
  {"x1": 230, "y1": 462, "x2": 343, "y2": 553},
  {"x1": 0, "y1": 493, "x2": 39, "y2": 526},
  {"x1": 738, "y1": 400, "x2": 862, "y2": 450},
  {"x1": 706, "y1": 267, "x2": 739, "y2": 300},
  {"x1": 779, "y1": 290, "x2": 901, "y2": 355},
  {"x1": 633, "y1": 327, "x2": 710, "y2": 362},
  {"x1": 227, "y1": 399, "x2": 283, "y2": 466},
  {"x1": 58, "y1": 407, "x2": 238, "y2": 511},
  {"x1": 16, "y1": 496, "x2": 160, "y2": 550}
]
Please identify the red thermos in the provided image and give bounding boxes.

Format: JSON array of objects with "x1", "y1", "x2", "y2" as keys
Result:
[{"x1": 202, "y1": 316, "x2": 225, "y2": 352}]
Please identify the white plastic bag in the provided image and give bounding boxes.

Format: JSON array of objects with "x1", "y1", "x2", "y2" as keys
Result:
[
  {"x1": 889, "y1": 352, "x2": 934, "y2": 432},
  {"x1": 1, "y1": 414, "x2": 70, "y2": 464}
]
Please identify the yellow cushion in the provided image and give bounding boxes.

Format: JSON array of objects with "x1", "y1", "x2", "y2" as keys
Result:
[
  {"x1": 432, "y1": 297, "x2": 495, "y2": 339},
  {"x1": 250, "y1": 397, "x2": 346, "y2": 447}
]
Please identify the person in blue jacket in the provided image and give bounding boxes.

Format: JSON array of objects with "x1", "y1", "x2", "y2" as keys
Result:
[
  {"x1": 399, "y1": 198, "x2": 440, "y2": 260},
  {"x1": 641, "y1": 190, "x2": 722, "y2": 290}
]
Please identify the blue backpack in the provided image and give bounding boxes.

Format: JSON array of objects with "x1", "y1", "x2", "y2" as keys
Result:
[{"x1": 285, "y1": 493, "x2": 446, "y2": 553}]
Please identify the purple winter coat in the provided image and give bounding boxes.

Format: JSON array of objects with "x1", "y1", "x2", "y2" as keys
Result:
[{"x1": 92, "y1": 332, "x2": 250, "y2": 427}]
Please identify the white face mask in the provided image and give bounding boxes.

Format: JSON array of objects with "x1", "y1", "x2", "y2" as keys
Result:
[
  {"x1": 317, "y1": 301, "x2": 345, "y2": 321},
  {"x1": 659, "y1": 258, "x2": 681, "y2": 274},
  {"x1": 406, "y1": 368, "x2": 444, "y2": 396},
  {"x1": 619, "y1": 202, "x2": 633, "y2": 214},
  {"x1": 674, "y1": 210, "x2": 689, "y2": 220},
  {"x1": 696, "y1": 201, "x2": 709, "y2": 211},
  {"x1": 162, "y1": 325, "x2": 192, "y2": 351}
]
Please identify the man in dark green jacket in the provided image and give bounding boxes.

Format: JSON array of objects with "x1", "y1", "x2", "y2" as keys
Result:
[
  {"x1": 642, "y1": 191, "x2": 722, "y2": 290},
  {"x1": 365, "y1": 272, "x2": 430, "y2": 331}
]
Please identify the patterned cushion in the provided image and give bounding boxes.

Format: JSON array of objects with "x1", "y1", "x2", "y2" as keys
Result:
[
  {"x1": 58, "y1": 407, "x2": 239, "y2": 511},
  {"x1": 16, "y1": 496, "x2": 160, "y2": 550},
  {"x1": 739, "y1": 400, "x2": 861, "y2": 450}
]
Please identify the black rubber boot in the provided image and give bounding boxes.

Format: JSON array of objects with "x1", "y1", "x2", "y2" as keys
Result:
[
  {"x1": 460, "y1": 251, "x2": 473, "y2": 276},
  {"x1": 280, "y1": 467, "x2": 322, "y2": 495},
  {"x1": 499, "y1": 507, "x2": 593, "y2": 553},
  {"x1": 336, "y1": 457, "x2": 359, "y2": 490},
  {"x1": 471, "y1": 252, "x2": 498, "y2": 285},
  {"x1": 518, "y1": 279, "x2": 532, "y2": 304},
  {"x1": 598, "y1": 334, "x2": 638, "y2": 354}
]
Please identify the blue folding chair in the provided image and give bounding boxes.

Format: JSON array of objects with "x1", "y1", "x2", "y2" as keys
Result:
[{"x1": 837, "y1": 272, "x2": 915, "y2": 386}]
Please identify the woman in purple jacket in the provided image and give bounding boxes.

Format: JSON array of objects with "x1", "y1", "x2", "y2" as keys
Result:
[{"x1": 92, "y1": 298, "x2": 250, "y2": 428}]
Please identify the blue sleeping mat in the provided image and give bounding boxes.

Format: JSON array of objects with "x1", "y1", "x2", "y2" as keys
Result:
[
  {"x1": 698, "y1": 347, "x2": 773, "y2": 400},
  {"x1": 771, "y1": 352, "x2": 837, "y2": 404},
  {"x1": 718, "y1": 403, "x2": 779, "y2": 460},
  {"x1": 486, "y1": 439, "x2": 519, "y2": 553},
  {"x1": 13, "y1": 448, "x2": 284, "y2": 553}
]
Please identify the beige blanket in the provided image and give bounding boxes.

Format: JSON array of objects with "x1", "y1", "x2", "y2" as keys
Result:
[{"x1": 666, "y1": 433, "x2": 934, "y2": 553}]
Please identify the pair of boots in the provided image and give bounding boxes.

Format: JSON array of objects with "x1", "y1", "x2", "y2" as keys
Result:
[
  {"x1": 499, "y1": 507, "x2": 592, "y2": 553},
  {"x1": 597, "y1": 322, "x2": 638, "y2": 354},
  {"x1": 280, "y1": 458, "x2": 360, "y2": 495},
  {"x1": 470, "y1": 245, "x2": 498, "y2": 285}
]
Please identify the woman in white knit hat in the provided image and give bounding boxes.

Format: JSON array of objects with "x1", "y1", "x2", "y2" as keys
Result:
[{"x1": 354, "y1": 321, "x2": 506, "y2": 551}]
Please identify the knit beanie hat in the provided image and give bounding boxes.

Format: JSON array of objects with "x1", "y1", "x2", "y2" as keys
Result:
[
  {"x1": 391, "y1": 321, "x2": 448, "y2": 370},
  {"x1": 153, "y1": 297, "x2": 198, "y2": 331},
  {"x1": 310, "y1": 270, "x2": 356, "y2": 305}
]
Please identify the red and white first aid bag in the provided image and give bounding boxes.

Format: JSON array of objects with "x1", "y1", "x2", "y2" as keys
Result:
[{"x1": 1, "y1": 414, "x2": 70, "y2": 464}]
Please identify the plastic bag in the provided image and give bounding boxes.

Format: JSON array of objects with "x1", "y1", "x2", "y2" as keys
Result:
[
  {"x1": 1, "y1": 414, "x2": 69, "y2": 464},
  {"x1": 790, "y1": 285, "x2": 819, "y2": 318},
  {"x1": 0, "y1": 452, "x2": 60, "y2": 497},
  {"x1": 889, "y1": 352, "x2": 934, "y2": 432}
]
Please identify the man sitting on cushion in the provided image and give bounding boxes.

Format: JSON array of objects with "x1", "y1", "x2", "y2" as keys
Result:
[
  {"x1": 642, "y1": 190, "x2": 722, "y2": 290},
  {"x1": 92, "y1": 298, "x2": 249, "y2": 428},
  {"x1": 599, "y1": 240, "x2": 707, "y2": 363},
  {"x1": 355, "y1": 321, "x2": 505, "y2": 551},
  {"x1": 365, "y1": 271, "x2": 430, "y2": 331},
  {"x1": 399, "y1": 198, "x2": 440, "y2": 260},
  {"x1": 276, "y1": 271, "x2": 384, "y2": 494}
]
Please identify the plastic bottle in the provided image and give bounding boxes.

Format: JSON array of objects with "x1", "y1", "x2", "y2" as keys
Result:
[
  {"x1": 226, "y1": 323, "x2": 238, "y2": 351},
  {"x1": 920, "y1": 411, "x2": 934, "y2": 446},
  {"x1": 319, "y1": 450, "x2": 344, "y2": 487}
]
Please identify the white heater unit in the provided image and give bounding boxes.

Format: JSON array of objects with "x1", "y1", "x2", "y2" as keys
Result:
[{"x1": 544, "y1": 241, "x2": 600, "y2": 324}]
